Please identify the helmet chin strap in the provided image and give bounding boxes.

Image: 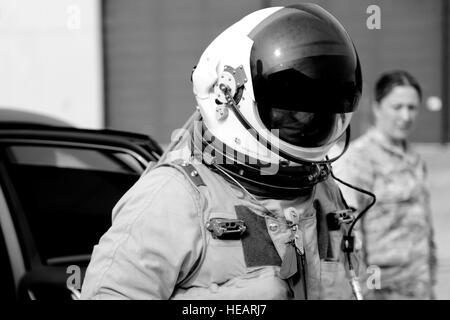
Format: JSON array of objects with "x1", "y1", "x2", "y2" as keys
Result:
[{"x1": 218, "y1": 82, "x2": 351, "y2": 166}]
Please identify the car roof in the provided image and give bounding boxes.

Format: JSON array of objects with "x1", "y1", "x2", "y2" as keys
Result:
[
  {"x1": 0, "y1": 107, "x2": 163, "y2": 157},
  {"x1": 0, "y1": 108, "x2": 72, "y2": 127}
]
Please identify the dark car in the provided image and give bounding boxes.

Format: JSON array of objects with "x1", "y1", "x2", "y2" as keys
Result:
[{"x1": 0, "y1": 108, "x2": 163, "y2": 300}]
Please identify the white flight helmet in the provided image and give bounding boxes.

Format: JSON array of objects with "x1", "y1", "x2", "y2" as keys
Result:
[{"x1": 191, "y1": 4, "x2": 362, "y2": 196}]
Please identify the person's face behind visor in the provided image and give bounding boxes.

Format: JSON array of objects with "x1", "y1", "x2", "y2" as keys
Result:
[{"x1": 269, "y1": 109, "x2": 345, "y2": 148}]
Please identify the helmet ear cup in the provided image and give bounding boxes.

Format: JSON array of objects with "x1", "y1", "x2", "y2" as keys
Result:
[
  {"x1": 213, "y1": 73, "x2": 232, "y2": 121},
  {"x1": 214, "y1": 69, "x2": 237, "y2": 104},
  {"x1": 214, "y1": 65, "x2": 248, "y2": 103},
  {"x1": 213, "y1": 65, "x2": 248, "y2": 121}
]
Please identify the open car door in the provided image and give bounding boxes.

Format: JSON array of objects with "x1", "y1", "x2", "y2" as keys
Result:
[{"x1": 0, "y1": 124, "x2": 162, "y2": 300}]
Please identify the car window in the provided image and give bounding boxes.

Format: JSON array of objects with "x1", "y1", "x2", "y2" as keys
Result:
[
  {"x1": 3, "y1": 145, "x2": 145, "y2": 266},
  {"x1": 7, "y1": 146, "x2": 143, "y2": 173}
]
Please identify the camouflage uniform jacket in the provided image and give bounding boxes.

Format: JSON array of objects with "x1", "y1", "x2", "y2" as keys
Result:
[{"x1": 333, "y1": 128, "x2": 437, "y2": 299}]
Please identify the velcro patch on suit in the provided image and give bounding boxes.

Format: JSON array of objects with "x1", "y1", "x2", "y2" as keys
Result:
[{"x1": 235, "y1": 205, "x2": 282, "y2": 267}]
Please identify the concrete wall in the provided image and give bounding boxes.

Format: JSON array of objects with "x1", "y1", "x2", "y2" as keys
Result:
[{"x1": 0, "y1": 0, "x2": 103, "y2": 128}]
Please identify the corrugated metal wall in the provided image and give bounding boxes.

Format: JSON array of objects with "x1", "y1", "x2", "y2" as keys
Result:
[
  {"x1": 103, "y1": 0, "x2": 449, "y2": 144},
  {"x1": 306, "y1": 0, "x2": 444, "y2": 143},
  {"x1": 103, "y1": 0, "x2": 262, "y2": 144}
]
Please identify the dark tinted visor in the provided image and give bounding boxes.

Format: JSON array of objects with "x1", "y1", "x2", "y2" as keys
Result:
[
  {"x1": 261, "y1": 108, "x2": 350, "y2": 148},
  {"x1": 248, "y1": 5, "x2": 361, "y2": 148},
  {"x1": 252, "y1": 56, "x2": 356, "y2": 148},
  {"x1": 253, "y1": 55, "x2": 360, "y2": 114}
]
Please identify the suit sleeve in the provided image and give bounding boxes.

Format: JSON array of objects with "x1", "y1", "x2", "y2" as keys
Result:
[{"x1": 81, "y1": 167, "x2": 204, "y2": 299}]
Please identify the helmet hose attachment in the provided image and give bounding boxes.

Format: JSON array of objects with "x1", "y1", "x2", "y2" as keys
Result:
[{"x1": 329, "y1": 166, "x2": 377, "y2": 300}]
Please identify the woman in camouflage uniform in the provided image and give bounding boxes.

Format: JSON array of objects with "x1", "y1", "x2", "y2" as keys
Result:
[{"x1": 333, "y1": 71, "x2": 437, "y2": 299}]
